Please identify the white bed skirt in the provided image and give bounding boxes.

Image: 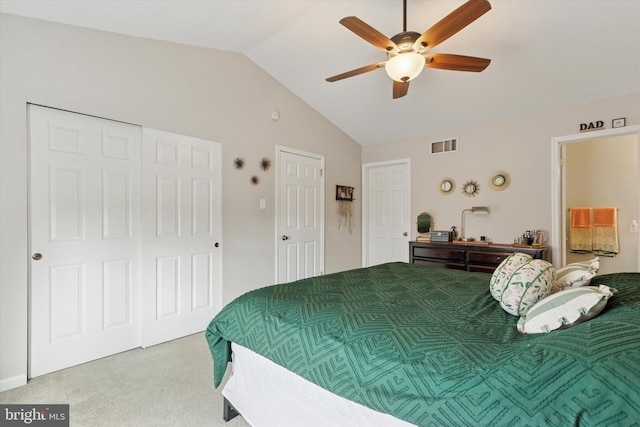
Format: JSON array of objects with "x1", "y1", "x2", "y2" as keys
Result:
[{"x1": 223, "y1": 343, "x2": 415, "y2": 427}]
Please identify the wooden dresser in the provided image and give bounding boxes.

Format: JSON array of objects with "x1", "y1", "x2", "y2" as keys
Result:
[{"x1": 409, "y1": 241, "x2": 548, "y2": 273}]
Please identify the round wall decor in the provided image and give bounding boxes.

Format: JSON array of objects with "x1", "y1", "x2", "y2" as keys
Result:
[
  {"x1": 439, "y1": 178, "x2": 456, "y2": 195},
  {"x1": 489, "y1": 171, "x2": 510, "y2": 191},
  {"x1": 462, "y1": 180, "x2": 479, "y2": 197}
]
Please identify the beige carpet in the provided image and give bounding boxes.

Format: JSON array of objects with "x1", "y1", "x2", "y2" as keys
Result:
[{"x1": 0, "y1": 333, "x2": 250, "y2": 426}]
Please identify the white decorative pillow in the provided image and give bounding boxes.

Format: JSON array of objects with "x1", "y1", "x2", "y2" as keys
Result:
[
  {"x1": 517, "y1": 285, "x2": 615, "y2": 334},
  {"x1": 555, "y1": 257, "x2": 600, "y2": 288},
  {"x1": 496, "y1": 259, "x2": 556, "y2": 316},
  {"x1": 490, "y1": 252, "x2": 533, "y2": 301}
]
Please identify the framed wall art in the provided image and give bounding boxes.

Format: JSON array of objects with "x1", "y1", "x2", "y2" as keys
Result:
[
  {"x1": 612, "y1": 118, "x2": 626, "y2": 128},
  {"x1": 336, "y1": 185, "x2": 354, "y2": 201}
]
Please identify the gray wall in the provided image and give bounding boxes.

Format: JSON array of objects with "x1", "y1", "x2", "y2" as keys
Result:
[
  {"x1": 0, "y1": 14, "x2": 362, "y2": 390},
  {"x1": 362, "y1": 94, "x2": 640, "y2": 255}
]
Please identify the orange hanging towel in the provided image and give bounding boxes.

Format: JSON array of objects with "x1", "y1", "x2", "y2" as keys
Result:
[
  {"x1": 571, "y1": 207, "x2": 592, "y2": 228},
  {"x1": 593, "y1": 207, "x2": 619, "y2": 255},
  {"x1": 569, "y1": 207, "x2": 592, "y2": 253}
]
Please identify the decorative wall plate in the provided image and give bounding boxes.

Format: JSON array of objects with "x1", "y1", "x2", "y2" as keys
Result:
[
  {"x1": 489, "y1": 171, "x2": 510, "y2": 191},
  {"x1": 462, "y1": 180, "x2": 479, "y2": 197},
  {"x1": 439, "y1": 178, "x2": 455, "y2": 195}
]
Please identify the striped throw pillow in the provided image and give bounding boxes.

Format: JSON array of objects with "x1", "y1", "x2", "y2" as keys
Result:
[
  {"x1": 555, "y1": 257, "x2": 599, "y2": 288},
  {"x1": 517, "y1": 285, "x2": 615, "y2": 334}
]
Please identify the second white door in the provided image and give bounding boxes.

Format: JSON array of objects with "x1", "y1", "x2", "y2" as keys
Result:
[
  {"x1": 277, "y1": 147, "x2": 324, "y2": 283},
  {"x1": 363, "y1": 160, "x2": 411, "y2": 266}
]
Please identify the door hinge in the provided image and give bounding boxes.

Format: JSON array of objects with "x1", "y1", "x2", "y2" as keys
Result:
[{"x1": 320, "y1": 168, "x2": 323, "y2": 177}]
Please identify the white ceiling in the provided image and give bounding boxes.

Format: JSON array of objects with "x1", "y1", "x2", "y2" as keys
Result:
[{"x1": 1, "y1": 0, "x2": 639, "y2": 146}]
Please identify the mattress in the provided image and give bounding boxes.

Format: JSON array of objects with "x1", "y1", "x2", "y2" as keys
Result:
[
  {"x1": 224, "y1": 342, "x2": 414, "y2": 426},
  {"x1": 206, "y1": 262, "x2": 640, "y2": 426}
]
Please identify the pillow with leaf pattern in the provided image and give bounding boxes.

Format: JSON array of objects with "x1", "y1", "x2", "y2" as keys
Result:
[
  {"x1": 490, "y1": 252, "x2": 533, "y2": 302},
  {"x1": 491, "y1": 255, "x2": 557, "y2": 316}
]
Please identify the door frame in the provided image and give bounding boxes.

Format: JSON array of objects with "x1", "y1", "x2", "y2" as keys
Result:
[
  {"x1": 275, "y1": 145, "x2": 325, "y2": 283},
  {"x1": 550, "y1": 125, "x2": 640, "y2": 268},
  {"x1": 361, "y1": 158, "x2": 411, "y2": 267}
]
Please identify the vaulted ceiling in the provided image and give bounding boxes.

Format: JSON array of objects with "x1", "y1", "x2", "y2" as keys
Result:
[{"x1": 1, "y1": 0, "x2": 639, "y2": 145}]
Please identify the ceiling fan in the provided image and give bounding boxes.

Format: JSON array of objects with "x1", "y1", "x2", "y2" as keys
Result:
[{"x1": 326, "y1": 0, "x2": 492, "y2": 99}]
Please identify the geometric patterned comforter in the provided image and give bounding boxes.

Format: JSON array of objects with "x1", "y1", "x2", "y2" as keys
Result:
[{"x1": 205, "y1": 262, "x2": 640, "y2": 426}]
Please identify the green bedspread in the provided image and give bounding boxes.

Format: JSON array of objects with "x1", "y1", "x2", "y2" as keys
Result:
[{"x1": 206, "y1": 262, "x2": 640, "y2": 426}]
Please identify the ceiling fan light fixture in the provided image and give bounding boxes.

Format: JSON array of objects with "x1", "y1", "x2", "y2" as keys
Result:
[{"x1": 385, "y1": 52, "x2": 424, "y2": 82}]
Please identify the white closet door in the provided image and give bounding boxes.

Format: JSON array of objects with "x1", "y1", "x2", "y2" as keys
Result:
[
  {"x1": 141, "y1": 129, "x2": 222, "y2": 347},
  {"x1": 29, "y1": 105, "x2": 142, "y2": 377}
]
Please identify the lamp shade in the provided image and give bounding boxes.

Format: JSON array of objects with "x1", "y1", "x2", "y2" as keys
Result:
[
  {"x1": 385, "y1": 52, "x2": 425, "y2": 82},
  {"x1": 471, "y1": 206, "x2": 490, "y2": 214}
]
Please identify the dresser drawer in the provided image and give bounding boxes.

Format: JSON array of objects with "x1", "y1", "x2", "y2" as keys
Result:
[
  {"x1": 468, "y1": 264, "x2": 499, "y2": 274},
  {"x1": 413, "y1": 258, "x2": 466, "y2": 270},
  {"x1": 412, "y1": 246, "x2": 465, "y2": 262},
  {"x1": 467, "y1": 251, "x2": 511, "y2": 267}
]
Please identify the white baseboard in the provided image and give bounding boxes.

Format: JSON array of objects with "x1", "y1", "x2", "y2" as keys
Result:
[{"x1": 0, "y1": 375, "x2": 27, "y2": 392}]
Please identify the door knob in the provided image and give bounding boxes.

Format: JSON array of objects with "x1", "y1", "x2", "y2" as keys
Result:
[
  {"x1": 214, "y1": 242, "x2": 220, "y2": 248},
  {"x1": 32, "y1": 253, "x2": 42, "y2": 260},
  {"x1": 403, "y1": 232, "x2": 408, "y2": 237},
  {"x1": 282, "y1": 235, "x2": 289, "y2": 241}
]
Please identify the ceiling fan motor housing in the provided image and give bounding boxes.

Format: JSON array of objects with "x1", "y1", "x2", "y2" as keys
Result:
[{"x1": 390, "y1": 31, "x2": 422, "y2": 53}]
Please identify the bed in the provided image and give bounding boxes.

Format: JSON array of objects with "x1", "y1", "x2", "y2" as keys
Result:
[{"x1": 206, "y1": 262, "x2": 640, "y2": 426}]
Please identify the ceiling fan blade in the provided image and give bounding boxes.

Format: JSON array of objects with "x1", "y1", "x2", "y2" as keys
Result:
[
  {"x1": 424, "y1": 53, "x2": 490, "y2": 72},
  {"x1": 339, "y1": 16, "x2": 399, "y2": 53},
  {"x1": 393, "y1": 80, "x2": 410, "y2": 99},
  {"x1": 413, "y1": 0, "x2": 491, "y2": 51},
  {"x1": 326, "y1": 62, "x2": 386, "y2": 82}
]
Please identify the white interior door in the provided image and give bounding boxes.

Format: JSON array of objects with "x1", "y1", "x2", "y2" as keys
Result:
[
  {"x1": 363, "y1": 160, "x2": 411, "y2": 267},
  {"x1": 141, "y1": 129, "x2": 222, "y2": 347},
  {"x1": 29, "y1": 105, "x2": 142, "y2": 377},
  {"x1": 277, "y1": 147, "x2": 324, "y2": 283}
]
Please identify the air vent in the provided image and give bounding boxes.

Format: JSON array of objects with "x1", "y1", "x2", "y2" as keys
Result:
[{"x1": 430, "y1": 138, "x2": 458, "y2": 155}]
